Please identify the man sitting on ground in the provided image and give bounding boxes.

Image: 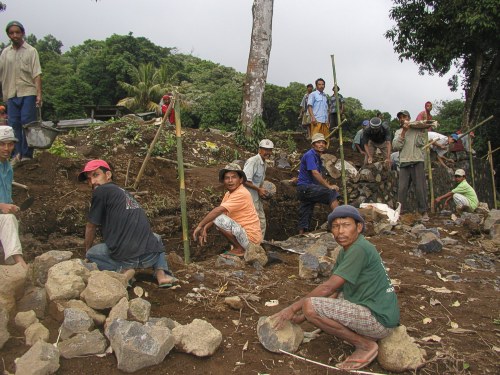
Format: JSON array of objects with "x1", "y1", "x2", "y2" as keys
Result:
[
  {"x1": 272, "y1": 205, "x2": 400, "y2": 371},
  {"x1": 435, "y1": 168, "x2": 478, "y2": 214},
  {"x1": 80, "y1": 159, "x2": 177, "y2": 287},
  {"x1": 193, "y1": 164, "x2": 262, "y2": 258}
]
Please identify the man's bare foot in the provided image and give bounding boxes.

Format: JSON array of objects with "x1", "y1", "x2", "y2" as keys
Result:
[
  {"x1": 120, "y1": 269, "x2": 136, "y2": 282},
  {"x1": 13, "y1": 255, "x2": 28, "y2": 269},
  {"x1": 155, "y1": 270, "x2": 178, "y2": 286},
  {"x1": 336, "y1": 342, "x2": 378, "y2": 371}
]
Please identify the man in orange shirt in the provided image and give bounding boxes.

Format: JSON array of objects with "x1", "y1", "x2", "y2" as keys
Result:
[{"x1": 193, "y1": 164, "x2": 262, "y2": 258}]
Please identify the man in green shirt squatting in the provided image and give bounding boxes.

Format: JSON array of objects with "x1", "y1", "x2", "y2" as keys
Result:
[
  {"x1": 435, "y1": 168, "x2": 478, "y2": 214},
  {"x1": 271, "y1": 205, "x2": 399, "y2": 371}
]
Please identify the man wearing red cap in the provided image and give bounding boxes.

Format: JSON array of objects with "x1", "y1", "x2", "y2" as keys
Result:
[
  {"x1": 79, "y1": 160, "x2": 177, "y2": 287},
  {"x1": 160, "y1": 94, "x2": 175, "y2": 125}
]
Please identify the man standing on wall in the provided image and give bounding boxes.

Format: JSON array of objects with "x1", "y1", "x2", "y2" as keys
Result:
[
  {"x1": 0, "y1": 21, "x2": 42, "y2": 164},
  {"x1": 298, "y1": 84, "x2": 313, "y2": 139},
  {"x1": 307, "y1": 78, "x2": 330, "y2": 147}
]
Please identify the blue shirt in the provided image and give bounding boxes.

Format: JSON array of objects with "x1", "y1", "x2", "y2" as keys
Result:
[
  {"x1": 297, "y1": 148, "x2": 322, "y2": 186},
  {"x1": 307, "y1": 90, "x2": 329, "y2": 123},
  {"x1": 0, "y1": 160, "x2": 13, "y2": 204}
]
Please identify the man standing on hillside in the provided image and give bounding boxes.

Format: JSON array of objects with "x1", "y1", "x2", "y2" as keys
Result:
[
  {"x1": 297, "y1": 133, "x2": 339, "y2": 234},
  {"x1": 0, "y1": 126, "x2": 27, "y2": 268},
  {"x1": 307, "y1": 78, "x2": 330, "y2": 147},
  {"x1": 193, "y1": 164, "x2": 262, "y2": 258},
  {"x1": 416, "y1": 101, "x2": 433, "y2": 121},
  {"x1": 0, "y1": 21, "x2": 42, "y2": 164},
  {"x1": 392, "y1": 110, "x2": 429, "y2": 221},
  {"x1": 362, "y1": 117, "x2": 392, "y2": 169},
  {"x1": 80, "y1": 159, "x2": 177, "y2": 287},
  {"x1": 298, "y1": 84, "x2": 313, "y2": 139},
  {"x1": 435, "y1": 168, "x2": 478, "y2": 214},
  {"x1": 243, "y1": 139, "x2": 274, "y2": 239}
]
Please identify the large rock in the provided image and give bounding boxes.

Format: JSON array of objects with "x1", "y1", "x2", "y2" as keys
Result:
[
  {"x1": 244, "y1": 243, "x2": 268, "y2": 267},
  {"x1": 108, "y1": 319, "x2": 174, "y2": 373},
  {"x1": 378, "y1": 325, "x2": 426, "y2": 372},
  {"x1": 15, "y1": 310, "x2": 38, "y2": 330},
  {"x1": 304, "y1": 242, "x2": 328, "y2": 257},
  {"x1": 49, "y1": 299, "x2": 106, "y2": 326},
  {"x1": 15, "y1": 340, "x2": 60, "y2": 375},
  {"x1": 104, "y1": 297, "x2": 129, "y2": 336},
  {"x1": 80, "y1": 271, "x2": 128, "y2": 310},
  {"x1": 17, "y1": 286, "x2": 48, "y2": 319},
  {"x1": 257, "y1": 316, "x2": 303, "y2": 353},
  {"x1": 0, "y1": 263, "x2": 28, "y2": 313},
  {"x1": 298, "y1": 253, "x2": 319, "y2": 279},
  {"x1": 0, "y1": 306, "x2": 9, "y2": 349},
  {"x1": 417, "y1": 232, "x2": 443, "y2": 253},
  {"x1": 490, "y1": 224, "x2": 500, "y2": 244},
  {"x1": 215, "y1": 254, "x2": 244, "y2": 268},
  {"x1": 60, "y1": 308, "x2": 94, "y2": 340},
  {"x1": 359, "y1": 168, "x2": 375, "y2": 182},
  {"x1": 483, "y1": 209, "x2": 500, "y2": 232},
  {"x1": 32, "y1": 250, "x2": 73, "y2": 286},
  {"x1": 25, "y1": 322, "x2": 50, "y2": 346},
  {"x1": 172, "y1": 319, "x2": 222, "y2": 357},
  {"x1": 45, "y1": 259, "x2": 89, "y2": 301},
  {"x1": 335, "y1": 160, "x2": 358, "y2": 180},
  {"x1": 128, "y1": 298, "x2": 151, "y2": 323},
  {"x1": 322, "y1": 154, "x2": 340, "y2": 179},
  {"x1": 58, "y1": 329, "x2": 107, "y2": 359}
]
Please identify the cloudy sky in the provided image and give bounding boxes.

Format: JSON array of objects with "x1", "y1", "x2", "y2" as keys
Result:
[{"x1": 2, "y1": 0, "x2": 462, "y2": 120}]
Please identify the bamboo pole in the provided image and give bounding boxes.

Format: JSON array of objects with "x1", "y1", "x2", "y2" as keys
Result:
[
  {"x1": 174, "y1": 94, "x2": 190, "y2": 263},
  {"x1": 487, "y1": 141, "x2": 497, "y2": 209},
  {"x1": 425, "y1": 132, "x2": 435, "y2": 213},
  {"x1": 331, "y1": 54, "x2": 348, "y2": 204},
  {"x1": 456, "y1": 115, "x2": 494, "y2": 141},
  {"x1": 481, "y1": 146, "x2": 500, "y2": 159},
  {"x1": 468, "y1": 134, "x2": 475, "y2": 189}
]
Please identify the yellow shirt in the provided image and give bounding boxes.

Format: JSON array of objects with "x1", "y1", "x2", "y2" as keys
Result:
[{"x1": 0, "y1": 41, "x2": 42, "y2": 101}]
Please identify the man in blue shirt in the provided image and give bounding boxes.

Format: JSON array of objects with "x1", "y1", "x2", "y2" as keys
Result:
[
  {"x1": 297, "y1": 133, "x2": 339, "y2": 234},
  {"x1": 307, "y1": 78, "x2": 330, "y2": 147}
]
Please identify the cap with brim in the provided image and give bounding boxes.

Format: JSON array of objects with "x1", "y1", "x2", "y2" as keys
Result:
[
  {"x1": 369, "y1": 117, "x2": 382, "y2": 128},
  {"x1": 6, "y1": 21, "x2": 24, "y2": 34},
  {"x1": 78, "y1": 159, "x2": 111, "y2": 182},
  {"x1": 219, "y1": 163, "x2": 247, "y2": 182},
  {"x1": 311, "y1": 133, "x2": 326, "y2": 144},
  {"x1": 327, "y1": 205, "x2": 365, "y2": 231},
  {"x1": 259, "y1": 139, "x2": 274, "y2": 149},
  {"x1": 0, "y1": 126, "x2": 18, "y2": 143},
  {"x1": 397, "y1": 110, "x2": 410, "y2": 119},
  {"x1": 451, "y1": 133, "x2": 459, "y2": 141},
  {"x1": 454, "y1": 169, "x2": 466, "y2": 177}
]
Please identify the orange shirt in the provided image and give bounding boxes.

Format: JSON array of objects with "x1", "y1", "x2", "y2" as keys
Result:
[{"x1": 220, "y1": 184, "x2": 262, "y2": 244}]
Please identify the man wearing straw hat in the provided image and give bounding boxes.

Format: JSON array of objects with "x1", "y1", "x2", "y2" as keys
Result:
[
  {"x1": 0, "y1": 21, "x2": 42, "y2": 164},
  {"x1": 435, "y1": 168, "x2": 478, "y2": 214}
]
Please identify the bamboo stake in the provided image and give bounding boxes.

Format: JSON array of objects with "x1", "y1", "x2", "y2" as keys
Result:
[
  {"x1": 487, "y1": 141, "x2": 497, "y2": 209},
  {"x1": 468, "y1": 134, "x2": 475, "y2": 189},
  {"x1": 426, "y1": 141, "x2": 435, "y2": 213},
  {"x1": 481, "y1": 146, "x2": 500, "y2": 159},
  {"x1": 154, "y1": 156, "x2": 198, "y2": 169},
  {"x1": 331, "y1": 54, "x2": 348, "y2": 204},
  {"x1": 133, "y1": 100, "x2": 175, "y2": 190},
  {"x1": 456, "y1": 115, "x2": 494, "y2": 141},
  {"x1": 174, "y1": 94, "x2": 190, "y2": 263}
]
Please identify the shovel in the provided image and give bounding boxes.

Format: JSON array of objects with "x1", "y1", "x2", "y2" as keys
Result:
[{"x1": 19, "y1": 196, "x2": 35, "y2": 211}]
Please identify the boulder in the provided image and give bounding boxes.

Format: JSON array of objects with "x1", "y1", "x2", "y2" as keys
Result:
[
  {"x1": 128, "y1": 297, "x2": 151, "y2": 323},
  {"x1": 80, "y1": 271, "x2": 128, "y2": 310},
  {"x1": 31, "y1": 250, "x2": 73, "y2": 286},
  {"x1": 0, "y1": 263, "x2": 28, "y2": 313},
  {"x1": 49, "y1": 299, "x2": 106, "y2": 326},
  {"x1": 244, "y1": 243, "x2": 268, "y2": 267},
  {"x1": 323, "y1": 155, "x2": 340, "y2": 179},
  {"x1": 147, "y1": 317, "x2": 180, "y2": 330},
  {"x1": 336, "y1": 160, "x2": 358, "y2": 180},
  {"x1": 215, "y1": 254, "x2": 244, "y2": 268},
  {"x1": 378, "y1": 325, "x2": 426, "y2": 372},
  {"x1": 224, "y1": 296, "x2": 244, "y2": 310},
  {"x1": 15, "y1": 310, "x2": 38, "y2": 330},
  {"x1": 298, "y1": 253, "x2": 319, "y2": 279},
  {"x1": 99, "y1": 270, "x2": 129, "y2": 288},
  {"x1": 491, "y1": 224, "x2": 500, "y2": 244},
  {"x1": 17, "y1": 286, "x2": 47, "y2": 319},
  {"x1": 257, "y1": 316, "x2": 303, "y2": 353},
  {"x1": 0, "y1": 306, "x2": 9, "y2": 349},
  {"x1": 25, "y1": 322, "x2": 50, "y2": 346},
  {"x1": 108, "y1": 319, "x2": 174, "y2": 373},
  {"x1": 359, "y1": 168, "x2": 375, "y2": 182},
  {"x1": 58, "y1": 329, "x2": 107, "y2": 359},
  {"x1": 483, "y1": 209, "x2": 500, "y2": 232},
  {"x1": 318, "y1": 256, "x2": 335, "y2": 277},
  {"x1": 45, "y1": 259, "x2": 89, "y2": 301},
  {"x1": 304, "y1": 242, "x2": 328, "y2": 257},
  {"x1": 104, "y1": 297, "x2": 129, "y2": 336},
  {"x1": 172, "y1": 319, "x2": 222, "y2": 357},
  {"x1": 475, "y1": 202, "x2": 489, "y2": 215},
  {"x1": 417, "y1": 232, "x2": 443, "y2": 253},
  {"x1": 60, "y1": 308, "x2": 94, "y2": 340},
  {"x1": 15, "y1": 341, "x2": 60, "y2": 375}
]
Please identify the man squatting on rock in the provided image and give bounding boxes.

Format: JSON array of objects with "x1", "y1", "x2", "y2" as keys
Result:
[
  {"x1": 243, "y1": 139, "x2": 274, "y2": 239},
  {"x1": 80, "y1": 159, "x2": 177, "y2": 288},
  {"x1": 0, "y1": 126, "x2": 27, "y2": 268},
  {"x1": 272, "y1": 205, "x2": 400, "y2": 371},
  {"x1": 435, "y1": 168, "x2": 478, "y2": 214},
  {"x1": 193, "y1": 164, "x2": 262, "y2": 258}
]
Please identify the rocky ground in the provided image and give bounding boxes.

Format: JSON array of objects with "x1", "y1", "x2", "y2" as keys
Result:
[{"x1": 0, "y1": 118, "x2": 499, "y2": 374}]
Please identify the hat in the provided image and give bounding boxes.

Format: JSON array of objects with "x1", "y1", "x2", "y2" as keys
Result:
[
  {"x1": 6, "y1": 21, "x2": 25, "y2": 34},
  {"x1": 259, "y1": 139, "x2": 274, "y2": 149},
  {"x1": 327, "y1": 205, "x2": 365, "y2": 231},
  {"x1": 451, "y1": 133, "x2": 459, "y2": 141},
  {"x1": 362, "y1": 120, "x2": 369, "y2": 127},
  {"x1": 0, "y1": 126, "x2": 18, "y2": 142},
  {"x1": 78, "y1": 159, "x2": 111, "y2": 182},
  {"x1": 454, "y1": 169, "x2": 466, "y2": 177},
  {"x1": 0, "y1": 105, "x2": 5, "y2": 111},
  {"x1": 162, "y1": 94, "x2": 170, "y2": 100},
  {"x1": 219, "y1": 163, "x2": 247, "y2": 182},
  {"x1": 311, "y1": 133, "x2": 326, "y2": 144},
  {"x1": 397, "y1": 110, "x2": 410, "y2": 119},
  {"x1": 369, "y1": 117, "x2": 382, "y2": 128}
]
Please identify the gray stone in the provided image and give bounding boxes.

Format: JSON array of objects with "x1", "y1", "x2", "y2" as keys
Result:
[
  {"x1": 108, "y1": 319, "x2": 174, "y2": 373},
  {"x1": 224, "y1": 296, "x2": 244, "y2": 310},
  {"x1": 192, "y1": 272, "x2": 205, "y2": 282},
  {"x1": 378, "y1": 325, "x2": 426, "y2": 372},
  {"x1": 45, "y1": 259, "x2": 89, "y2": 301},
  {"x1": 100, "y1": 270, "x2": 129, "y2": 288},
  {"x1": 172, "y1": 319, "x2": 222, "y2": 357},
  {"x1": 359, "y1": 168, "x2": 375, "y2": 182},
  {"x1": 374, "y1": 222, "x2": 394, "y2": 235},
  {"x1": 244, "y1": 243, "x2": 268, "y2": 267},
  {"x1": 60, "y1": 308, "x2": 94, "y2": 340},
  {"x1": 322, "y1": 155, "x2": 340, "y2": 179},
  {"x1": 417, "y1": 232, "x2": 443, "y2": 253},
  {"x1": 318, "y1": 256, "x2": 335, "y2": 277},
  {"x1": 475, "y1": 202, "x2": 489, "y2": 215},
  {"x1": 25, "y1": 322, "x2": 50, "y2": 346},
  {"x1": 491, "y1": 223, "x2": 500, "y2": 244},
  {"x1": 128, "y1": 298, "x2": 151, "y2": 323},
  {"x1": 441, "y1": 237, "x2": 459, "y2": 246},
  {"x1": 411, "y1": 224, "x2": 440, "y2": 238},
  {"x1": 32, "y1": 250, "x2": 73, "y2": 286},
  {"x1": 257, "y1": 316, "x2": 303, "y2": 354},
  {"x1": 80, "y1": 271, "x2": 128, "y2": 310},
  {"x1": 304, "y1": 242, "x2": 328, "y2": 257},
  {"x1": 58, "y1": 329, "x2": 107, "y2": 359},
  {"x1": 0, "y1": 263, "x2": 28, "y2": 313},
  {"x1": 17, "y1": 286, "x2": 47, "y2": 319},
  {"x1": 483, "y1": 209, "x2": 500, "y2": 232},
  {"x1": 104, "y1": 297, "x2": 129, "y2": 337},
  {"x1": 15, "y1": 340, "x2": 60, "y2": 375},
  {"x1": 335, "y1": 160, "x2": 358, "y2": 180},
  {"x1": 49, "y1": 299, "x2": 106, "y2": 326},
  {"x1": 0, "y1": 306, "x2": 9, "y2": 349},
  {"x1": 15, "y1": 310, "x2": 38, "y2": 330},
  {"x1": 147, "y1": 317, "x2": 180, "y2": 330},
  {"x1": 215, "y1": 254, "x2": 244, "y2": 268},
  {"x1": 299, "y1": 252, "x2": 319, "y2": 279},
  {"x1": 275, "y1": 157, "x2": 291, "y2": 169}
]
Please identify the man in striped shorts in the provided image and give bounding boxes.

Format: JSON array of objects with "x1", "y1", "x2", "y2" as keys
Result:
[{"x1": 271, "y1": 205, "x2": 399, "y2": 371}]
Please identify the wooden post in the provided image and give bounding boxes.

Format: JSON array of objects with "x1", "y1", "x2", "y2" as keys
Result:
[
  {"x1": 425, "y1": 132, "x2": 435, "y2": 214},
  {"x1": 174, "y1": 94, "x2": 191, "y2": 263},
  {"x1": 456, "y1": 115, "x2": 494, "y2": 141},
  {"x1": 331, "y1": 54, "x2": 348, "y2": 204},
  {"x1": 481, "y1": 146, "x2": 500, "y2": 159},
  {"x1": 468, "y1": 135, "x2": 475, "y2": 189},
  {"x1": 488, "y1": 141, "x2": 497, "y2": 209}
]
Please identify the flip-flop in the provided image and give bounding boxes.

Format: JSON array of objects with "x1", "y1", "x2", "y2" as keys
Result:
[
  {"x1": 336, "y1": 350, "x2": 378, "y2": 371},
  {"x1": 127, "y1": 277, "x2": 137, "y2": 289},
  {"x1": 221, "y1": 250, "x2": 245, "y2": 258},
  {"x1": 158, "y1": 277, "x2": 179, "y2": 288}
]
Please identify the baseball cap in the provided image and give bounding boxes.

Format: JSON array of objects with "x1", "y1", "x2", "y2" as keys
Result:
[
  {"x1": 451, "y1": 133, "x2": 459, "y2": 141},
  {"x1": 259, "y1": 139, "x2": 274, "y2": 149},
  {"x1": 78, "y1": 159, "x2": 111, "y2": 182},
  {"x1": 454, "y1": 169, "x2": 466, "y2": 177},
  {"x1": 311, "y1": 133, "x2": 326, "y2": 144},
  {"x1": 219, "y1": 163, "x2": 247, "y2": 182},
  {"x1": 327, "y1": 205, "x2": 365, "y2": 231},
  {"x1": 369, "y1": 117, "x2": 382, "y2": 128},
  {"x1": 6, "y1": 21, "x2": 25, "y2": 34},
  {"x1": 397, "y1": 110, "x2": 410, "y2": 119},
  {"x1": 0, "y1": 126, "x2": 18, "y2": 142}
]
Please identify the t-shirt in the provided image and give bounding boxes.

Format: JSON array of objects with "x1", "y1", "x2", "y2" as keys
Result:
[
  {"x1": 332, "y1": 235, "x2": 400, "y2": 328},
  {"x1": 300, "y1": 93, "x2": 309, "y2": 111},
  {"x1": 416, "y1": 110, "x2": 432, "y2": 121},
  {"x1": 352, "y1": 128, "x2": 365, "y2": 151},
  {"x1": 0, "y1": 160, "x2": 13, "y2": 204},
  {"x1": 88, "y1": 183, "x2": 163, "y2": 260},
  {"x1": 328, "y1": 94, "x2": 345, "y2": 113},
  {"x1": 452, "y1": 180, "x2": 478, "y2": 210},
  {"x1": 307, "y1": 90, "x2": 329, "y2": 123},
  {"x1": 362, "y1": 124, "x2": 391, "y2": 145},
  {"x1": 427, "y1": 131, "x2": 449, "y2": 156},
  {"x1": 243, "y1": 154, "x2": 266, "y2": 201},
  {"x1": 220, "y1": 184, "x2": 262, "y2": 244},
  {"x1": 297, "y1": 148, "x2": 321, "y2": 186}
]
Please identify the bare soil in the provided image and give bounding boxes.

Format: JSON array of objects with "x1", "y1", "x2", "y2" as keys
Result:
[{"x1": 1, "y1": 121, "x2": 498, "y2": 374}]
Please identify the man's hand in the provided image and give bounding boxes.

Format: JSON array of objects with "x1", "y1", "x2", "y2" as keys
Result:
[
  {"x1": 0, "y1": 203, "x2": 19, "y2": 214},
  {"x1": 270, "y1": 306, "x2": 296, "y2": 330},
  {"x1": 311, "y1": 116, "x2": 317, "y2": 125},
  {"x1": 258, "y1": 187, "x2": 268, "y2": 199},
  {"x1": 329, "y1": 185, "x2": 339, "y2": 191},
  {"x1": 36, "y1": 95, "x2": 42, "y2": 107},
  {"x1": 193, "y1": 225, "x2": 208, "y2": 246},
  {"x1": 385, "y1": 159, "x2": 392, "y2": 168},
  {"x1": 367, "y1": 156, "x2": 373, "y2": 164}
]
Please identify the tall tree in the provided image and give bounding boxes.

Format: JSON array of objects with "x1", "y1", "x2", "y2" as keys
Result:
[
  {"x1": 240, "y1": 0, "x2": 274, "y2": 135},
  {"x1": 117, "y1": 63, "x2": 164, "y2": 112}
]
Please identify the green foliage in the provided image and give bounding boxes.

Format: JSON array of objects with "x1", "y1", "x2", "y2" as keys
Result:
[
  {"x1": 151, "y1": 132, "x2": 177, "y2": 157},
  {"x1": 48, "y1": 138, "x2": 78, "y2": 158},
  {"x1": 434, "y1": 99, "x2": 464, "y2": 133},
  {"x1": 235, "y1": 116, "x2": 266, "y2": 150},
  {"x1": 274, "y1": 133, "x2": 297, "y2": 154}
]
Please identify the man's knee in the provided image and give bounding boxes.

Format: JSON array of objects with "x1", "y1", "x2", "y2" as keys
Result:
[{"x1": 302, "y1": 298, "x2": 319, "y2": 320}]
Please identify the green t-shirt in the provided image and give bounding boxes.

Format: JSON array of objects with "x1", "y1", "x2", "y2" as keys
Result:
[
  {"x1": 332, "y1": 235, "x2": 400, "y2": 327},
  {"x1": 452, "y1": 180, "x2": 478, "y2": 210}
]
